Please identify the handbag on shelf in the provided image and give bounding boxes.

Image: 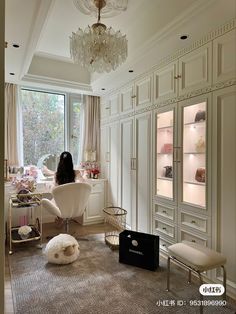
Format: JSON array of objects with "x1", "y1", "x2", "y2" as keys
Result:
[
  {"x1": 194, "y1": 110, "x2": 206, "y2": 122},
  {"x1": 195, "y1": 136, "x2": 205, "y2": 153},
  {"x1": 164, "y1": 166, "x2": 173, "y2": 178},
  {"x1": 161, "y1": 143, "x2": 173, "y2": 154},
  {"x1": 195, "y1": 167, "x2": 206, "y2": 183}
]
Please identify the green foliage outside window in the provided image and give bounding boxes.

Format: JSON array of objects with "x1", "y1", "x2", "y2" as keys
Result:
[{"x1": 21, "y1": 89, "x2": 65, "y2": 166}]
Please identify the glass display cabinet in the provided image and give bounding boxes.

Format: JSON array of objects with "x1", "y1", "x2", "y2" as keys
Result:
[
  {"x1": 156, "y1": 109, "x2": 174, "y2": 200},
  {"x1": 155, "y1": 99, "x2": 207, "y2": 209},
  {"x1": 182, "y1": 102, "x2": 206, "y2": 208}
]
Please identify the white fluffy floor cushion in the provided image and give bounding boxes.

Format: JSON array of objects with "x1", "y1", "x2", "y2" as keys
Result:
[{"x1": 45, "y1": 234, "x2": 80, "y2": 265}]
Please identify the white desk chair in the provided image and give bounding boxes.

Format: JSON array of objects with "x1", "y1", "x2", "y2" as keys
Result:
[{"x1": 41, "y1": 182, "x2": 91, "y2": 234}]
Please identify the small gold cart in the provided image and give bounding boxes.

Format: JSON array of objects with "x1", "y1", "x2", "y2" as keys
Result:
[
  {"x1": 8, "y1": 193, "x2": 43, "y2": 254},
  {"x1": 103, "y1": 206, "x2": 127, "y2": 250}
]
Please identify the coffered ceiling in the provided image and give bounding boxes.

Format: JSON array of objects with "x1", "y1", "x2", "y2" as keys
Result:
[{"x1": 5, "y1": 0, "x2": 236, "y2": 95}]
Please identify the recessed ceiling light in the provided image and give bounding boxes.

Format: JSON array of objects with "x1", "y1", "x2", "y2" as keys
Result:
[
  {"x1": 9, "y1": 72, "x2": 15, "y2": 75},
  {"x1": 180, "y1": 34, "x2": 188, "y2": 40},
  {"x1": 13, "y1": 44, "x2": 20, "y2": 48},
  {"x1": 101, "y1": 88, "x2": 105, "y2": 90},
  {"x1": 129, "y1": 70, "x2": 134, "y2": 73}
]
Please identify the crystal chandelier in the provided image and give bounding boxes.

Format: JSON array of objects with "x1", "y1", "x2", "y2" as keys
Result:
[{"x1": 70, "y1": 0, "x2": 128, "y2": 73}]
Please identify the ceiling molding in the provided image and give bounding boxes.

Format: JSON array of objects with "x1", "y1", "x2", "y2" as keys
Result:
[
  {"x1": 20, "y1": 0, "x2": 56, "y2": 79},
  {"x1": 22, "y1": 74, "x2": 93, "y2": 93},
  {"x1": 34, "y1": 51, "x2": 74, "y2": 64}
]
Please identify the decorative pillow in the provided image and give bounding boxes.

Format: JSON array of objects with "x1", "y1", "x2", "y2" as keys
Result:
[{"x1": 44, "y1": 234, "x2": 80, "y2": 265}]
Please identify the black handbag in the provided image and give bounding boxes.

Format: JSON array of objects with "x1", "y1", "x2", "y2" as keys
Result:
[
  {"x1": 194, "y1": 110, "x2": 206, "y2": 122},
  {"x1": 119, "y1": 230, "x2": 159, "y2": 271},
  {"x1": 164, "y1": 166, "x2": 173, "y2": 178}
]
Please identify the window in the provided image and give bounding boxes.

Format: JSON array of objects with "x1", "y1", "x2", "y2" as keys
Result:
[{"x1": 21, "y1": 89, "x2": 83, "y2": 168}]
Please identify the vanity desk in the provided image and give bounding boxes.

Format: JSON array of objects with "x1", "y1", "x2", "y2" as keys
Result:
[{"x1": 5, "y1": 178, "x2": 107, "y2": 227}]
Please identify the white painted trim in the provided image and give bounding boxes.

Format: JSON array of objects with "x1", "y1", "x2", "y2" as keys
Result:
[
  {"x1": 35, "y1": 51, "x2": 74, "y2": 64},
  {"x1": 20, "y1": 0, "x2": 56, "y2": 79},
  {"x1": 22, "y1": 74, "x2": 93, "y2": 93}
]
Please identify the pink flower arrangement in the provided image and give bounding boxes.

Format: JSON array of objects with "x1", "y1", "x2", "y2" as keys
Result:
[{"x1": 80, "y1": 162, "x2": 100, "y2": 179}]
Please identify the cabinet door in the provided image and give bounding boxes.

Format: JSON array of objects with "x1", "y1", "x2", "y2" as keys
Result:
[
  {"x1": 135, "y1": 111, "x2": 152, "y2": 232},
  {"x1": 100, "y1": 125, "x2": 109, "y2": 181},
  {"x1": 213, "y1": 85, "x2": 236, "y2": 290},
  {"x1": 213, "y1": 29, "x2": 236, "y2": 84},
  {"x1": 120, "y1": 117, "x2": 135, "y2": 229},
  {"x1": 178, "y1": 42, "x2": 212, "y2": 96},
  {"x1": 134, "y1": 74, "x2": 153, "y2": 111},
  {"x1": 178, "y1": 95, "x2": 210, "y2": 210},
  {"x1": 100, "y1": 97, "x2": 110, "y2": 119},
  {"x1": 120, "y1": 84, "x2": 134, "y2": 114},
  {"x1": 155, "y1": 104, "x2": 177, "y2": 202},
  {"x1": 107, "y1": 122, "x2": 120, "y2": 206},
  {"x1": 84, "y1": 182, "x2": 105, "y2": 224},
  {"x1": 109, "y1": 93, "x2": 120, "y2": 117},
  {"x1": 154, "y1": 62, "x2": 178, "y2": 102}
]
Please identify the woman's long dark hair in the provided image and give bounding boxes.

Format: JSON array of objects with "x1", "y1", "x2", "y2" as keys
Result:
[{"x1": 55, "y1": 151, "x2": 75, "y2": 185}]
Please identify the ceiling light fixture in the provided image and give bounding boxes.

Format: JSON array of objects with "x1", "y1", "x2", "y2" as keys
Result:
[{"x1": 70, "y1": 0, "x2": 128, "y2": 73}]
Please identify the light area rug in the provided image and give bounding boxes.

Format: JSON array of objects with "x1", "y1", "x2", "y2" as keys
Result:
[{"x1": 9, "y1": 234, "x2": 236, "y2": 314}]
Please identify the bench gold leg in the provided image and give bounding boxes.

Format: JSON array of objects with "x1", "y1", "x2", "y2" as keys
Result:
[
  {"x1": 166, "y1": 256, "x2": 170, "y2": 291},
  {"x1": 188, "y1": 269, "x2": 191, "y2": 284},
  {"x1": 197, "y1": 271, "x2": 203, "y2": 314},
  {"x1": 221, "y1": 265, "x2": 227, "y2": 300}
]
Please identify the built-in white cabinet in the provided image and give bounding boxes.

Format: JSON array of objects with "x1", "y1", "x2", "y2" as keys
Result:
[
  {"x1": 212, "y1": 85, "x2": 236, "y2": 295},
  {"x1": 100, "y1": 125, "x2": 109, "y2": 181},
  {"x1": 135, "y1": 111, "x2": 152, "y2": 233},
  {"x1": 109, "y1": 92, "x2": 120, "y2": 117},
  {"x1": 120, "y1": 111, "x2": 152, "y2": 233},
  {"x1": 82, "y1": 179, "x2": 106, "y2": 225},
  {"x1": 107, "y1": 122, "x2": 120, "y2": 207},
  {"x1": 100, "y1": 97, "x2": 110, "y2": 119},
  {"x1": 213, "y1": 29, "x2": 236, "y2": 84},
  {"x1": 178, "y1": 42, "x2": 212, "y2": 96},
  {"x1": 134, "y1": 74, "x2": 153, "y2": 110},
  {"x1": 120, "y1": 84, "x2": 134, "y2": 114},
  {"x1": 120, "y1": 116, "x2": 135, "y2": 229},
  {"x1": 154, "y1": 42, "x2": 212, "y2": 102},
  {"x1": 153, "y1": 93, "x2": 211, "y2": 247},
  {"x1": 154, "y1": 62, "x2": 178, "y2": 102},
  {"x1": 100, "y1": 21, "x2": 236, "y2": 298}
]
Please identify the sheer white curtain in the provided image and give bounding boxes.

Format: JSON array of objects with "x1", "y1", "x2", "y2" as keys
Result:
[
  {"x1": 81, "y1": 95, "x2": 100, "y2": 161},
  {"x1": 4, "y1": 83, "x2": 23, "y2": 166}
]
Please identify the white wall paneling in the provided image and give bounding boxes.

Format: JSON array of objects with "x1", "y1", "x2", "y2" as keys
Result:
[
  {"x1": 212, "y1": 85, "x2": 236, "y2": 295},
  {"x1": 213, "y1": 29, "x2": 236, "y2": 84}
]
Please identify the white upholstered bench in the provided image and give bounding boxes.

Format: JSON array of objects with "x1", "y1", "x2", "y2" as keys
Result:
[{"x1": 166, "y1": 241, "x2": 227, "y2": 312}]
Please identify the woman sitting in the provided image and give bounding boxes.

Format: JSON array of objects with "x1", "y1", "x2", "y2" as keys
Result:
[
  {"x1": 43, "y1": 151, "x2": 84, "y2": 227},
  {"x1": 43, "y1": 151, "x2": 84, "y2": 184}
]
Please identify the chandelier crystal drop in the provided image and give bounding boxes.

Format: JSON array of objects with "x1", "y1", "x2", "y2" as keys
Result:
[{"x1": 70, "y1": 0, "x2": 128, "y2": 73}]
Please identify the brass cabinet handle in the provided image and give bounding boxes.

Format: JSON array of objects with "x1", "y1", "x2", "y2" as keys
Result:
[
  {"x1": 131, "y1": 95, "x2": 136, "y2": 98},
  {"x1": 174, "y1": 76, "x2": 178, "y2": 79},
  {"x1": 191, "y1": 220, "x2": 196, "y2": 224},
  {"x1": 178, "y1": 75, "x2": 182, "y2": 78}
]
